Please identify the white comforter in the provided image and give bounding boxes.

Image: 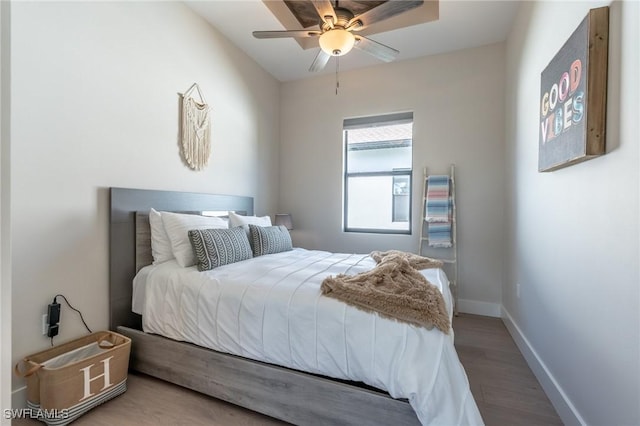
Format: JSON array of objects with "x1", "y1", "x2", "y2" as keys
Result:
[{"x1": 133, "y1": 248, "x2": 483, "y2": 425}]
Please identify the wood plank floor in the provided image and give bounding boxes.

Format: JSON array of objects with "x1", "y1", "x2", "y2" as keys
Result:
[
  {"x1": 453, "y1": 314, "x2": 562, "y2": 425},
  {"x1": 15, "y1": 314, "x2": 561, "y2": 425}
]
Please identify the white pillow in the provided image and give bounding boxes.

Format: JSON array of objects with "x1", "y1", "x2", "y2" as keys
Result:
[
  {"x1": 161, "y1": 211, "x2": 228, "y2": 267},
  {"x1": 149, "y1": 208, "x2": 175, "y2": 264},
  {"x1": 201, "y1": 213, "x2": 230, "y2": 228},
  {"x1": 228, "y1": 211, "x2": 272, "y2": 236}
]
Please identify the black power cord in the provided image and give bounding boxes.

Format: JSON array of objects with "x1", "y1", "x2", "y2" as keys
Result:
[{"x1": 49, "y1": 294, "x2": 92, "y2": 346}]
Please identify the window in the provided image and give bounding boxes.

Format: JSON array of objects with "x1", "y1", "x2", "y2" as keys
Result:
[{"x1": 343, "y1": 112, "x2": 413, "y2": 234}]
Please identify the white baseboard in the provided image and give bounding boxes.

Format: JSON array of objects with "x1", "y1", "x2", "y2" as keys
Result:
[
  {"x1": 501, "y1": 306, "x2": 585, "y2": 426},
  {"x1": 11, "y1": 386, "x2": 26, "y2": 409},
  {"x1": 457, "y1": 299, "x2": 501, "y2": 317}
]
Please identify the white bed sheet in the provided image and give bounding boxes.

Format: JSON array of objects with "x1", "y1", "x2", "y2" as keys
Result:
[{"x1": 133, "y1": 248, "x2": 483, "y2": 425}]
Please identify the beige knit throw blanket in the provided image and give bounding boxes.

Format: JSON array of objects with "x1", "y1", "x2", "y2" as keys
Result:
[{"x1": 320, "y1": 250, "x2": 450, "y2": 334}]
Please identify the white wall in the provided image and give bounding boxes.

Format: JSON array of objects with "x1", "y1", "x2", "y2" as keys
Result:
[
  {"x1": 503, "y1": 1, "x2": 639, "y2": 424},
  {"x1": 280, "y1": 44, "x2": 506, "y2": 314},
  {"x1": 10, "y1": 1, "x2": 280, "y2": 396},
  {"x1": 1, "y1": 1, "x2": 12, "y2": 421}
]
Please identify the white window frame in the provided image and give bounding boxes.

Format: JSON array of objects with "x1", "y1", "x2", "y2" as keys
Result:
[{"x1": 343, "y1": 112, "x2": 413, "y2": 234}]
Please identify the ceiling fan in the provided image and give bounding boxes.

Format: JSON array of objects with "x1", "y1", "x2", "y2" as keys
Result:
[{"x1": 253, "y1": 0, "x2": 424, "y2": 72}]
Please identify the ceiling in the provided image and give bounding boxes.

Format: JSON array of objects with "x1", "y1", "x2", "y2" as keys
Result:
[{"x1": 185, "y1": 1, "x2": 520, "y2": 82}]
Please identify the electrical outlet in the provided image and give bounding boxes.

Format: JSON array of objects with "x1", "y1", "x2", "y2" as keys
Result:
[
  {"x1": 42, "y1": 314, "x2": 48, "y2": 335},
  {"x1": 516, "y1": 282, "x2": 521, "y2": 298}
]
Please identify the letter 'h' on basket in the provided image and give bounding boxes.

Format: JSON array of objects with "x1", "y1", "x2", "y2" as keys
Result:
[{"x1": 15, "y1": 331, "x2": 131, "y2": 426}]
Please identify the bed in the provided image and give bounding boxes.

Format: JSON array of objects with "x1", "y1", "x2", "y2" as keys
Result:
[{"x1": 109, "y1": 187, "x2": 483, "y2": 425}]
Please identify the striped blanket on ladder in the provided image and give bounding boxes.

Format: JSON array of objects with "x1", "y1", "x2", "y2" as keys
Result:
[{"x1": 425, "y1": 175, "x2": 452, "y2": 247}]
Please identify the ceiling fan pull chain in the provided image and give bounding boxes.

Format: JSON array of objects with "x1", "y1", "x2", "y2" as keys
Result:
[{"x1": 336, "y1": 56, "x2": 340, "y2": 95}]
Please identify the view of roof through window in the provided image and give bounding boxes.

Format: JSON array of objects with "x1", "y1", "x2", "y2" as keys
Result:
[{"x1": 346, "y1": 122, "x2": 413, "y2": 150}]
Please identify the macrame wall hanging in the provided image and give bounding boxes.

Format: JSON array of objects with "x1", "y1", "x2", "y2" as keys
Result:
[{"x1": 181, "y1": 83, "x2": 211, "y2": 171}]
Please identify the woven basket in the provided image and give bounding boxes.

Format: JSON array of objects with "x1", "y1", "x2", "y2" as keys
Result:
[{"x1": 15, "y1": 331, "x2": 131, "y2": 426}]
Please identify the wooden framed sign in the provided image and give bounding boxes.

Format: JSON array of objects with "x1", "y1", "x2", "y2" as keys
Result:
[{"x1": 538, "y1": 7, "x2": 609, "y2": 172}]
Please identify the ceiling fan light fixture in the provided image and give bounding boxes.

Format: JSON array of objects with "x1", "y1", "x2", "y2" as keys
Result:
[{"x1": 319, "y1": 29, "x2": 355, "y2": 57}]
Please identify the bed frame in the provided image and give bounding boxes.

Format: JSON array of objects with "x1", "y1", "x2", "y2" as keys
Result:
[{"x1": 109, "y1": 187, "x2": 420, "y2": 425}]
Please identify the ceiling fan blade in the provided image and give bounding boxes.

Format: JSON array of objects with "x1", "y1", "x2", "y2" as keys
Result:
[
  {"x1": 311, "y1": 0, "x2": 337, "y2": 27},
  {"x1": 348, "y1": 0, "x2": 423, "y2": 31},
  {"x1": 354, "y1": 35, "x2": 399, "y2": 62},
  {"x1": 309, "y1": 49, "x2": 331, "y2": 72},
  {"x1": 253, "y1": 30, "x2": 321, "y2": 39}
]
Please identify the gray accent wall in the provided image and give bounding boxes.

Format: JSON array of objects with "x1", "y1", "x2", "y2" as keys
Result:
[{"x1": 504, "y1": 1, "x2": 639, "y2": 424}]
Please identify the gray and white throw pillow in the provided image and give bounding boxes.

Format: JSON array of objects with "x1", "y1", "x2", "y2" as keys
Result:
[
  {"x1": 188, "y1": 227, "x2": 253, "y2": 271},
  {"x1": 249, "y1": 225, "x2": 293, "y2": 257}
]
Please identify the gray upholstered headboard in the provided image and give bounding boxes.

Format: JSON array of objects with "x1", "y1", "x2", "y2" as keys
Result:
[{"x1": 109, "y1": 187, "x2": 254, "y2": 331}]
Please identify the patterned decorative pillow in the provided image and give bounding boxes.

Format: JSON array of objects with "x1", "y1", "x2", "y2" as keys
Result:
[
  {"x1": 249, "y1": 225, "x2": 293, "y2": 257},
  {"x1": 188, "y1": 227, "x2": 253, "y2": 271}
]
